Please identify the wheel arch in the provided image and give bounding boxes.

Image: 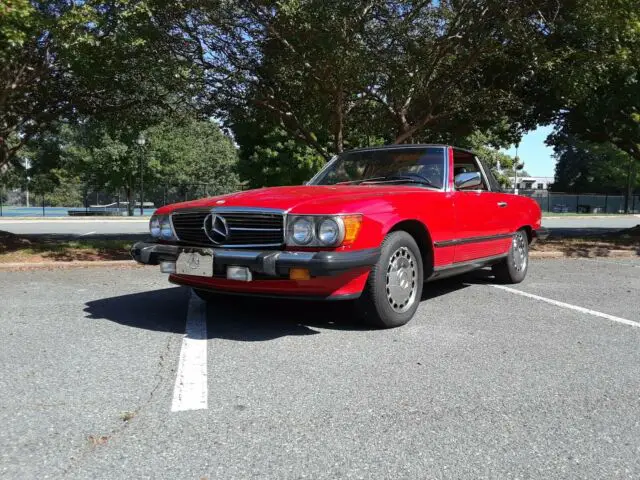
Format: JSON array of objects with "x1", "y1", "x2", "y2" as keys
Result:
[
  {"x1": 387, "y1": 219, "x2": 434, "y2": 277},
  {"x1": 518, "y1": 225, "x2": 533, "y2": 244}
]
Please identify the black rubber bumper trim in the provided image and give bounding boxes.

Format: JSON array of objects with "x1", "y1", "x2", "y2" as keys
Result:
[
  {"x1": 131, "y1": 242, "x2": 380, "y2": 277},
  {"x1": 533, "y1": 227, "x2": 550, "y2": 242}
]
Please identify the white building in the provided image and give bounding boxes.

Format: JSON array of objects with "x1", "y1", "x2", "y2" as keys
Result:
[{"x1": 507, "y1": 176, "x2": 554, "y2": 191}]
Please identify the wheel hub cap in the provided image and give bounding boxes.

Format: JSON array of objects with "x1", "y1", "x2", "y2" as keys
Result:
[
  {"x1": 386, "y1": 247, "x2": 418, "y2": 313},
  {"x1": 512, "y1": 232, "x2": 528, "y2": 272}
]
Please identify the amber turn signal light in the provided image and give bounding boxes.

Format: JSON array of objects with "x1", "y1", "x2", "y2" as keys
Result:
[
  {"x1": 342, "y1": 215, "x2": 363, "y2": 245},
  {"x1": 289, "y1": 268, "x2": 311, "y2": 281}
]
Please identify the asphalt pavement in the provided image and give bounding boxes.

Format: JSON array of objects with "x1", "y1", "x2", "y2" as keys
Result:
[
  {"x1": 2, "y1": 258, "x2": 639, "y2": 479},
  {"x1": 1, "y1": 215, "x2": 639, "y2": 240}
]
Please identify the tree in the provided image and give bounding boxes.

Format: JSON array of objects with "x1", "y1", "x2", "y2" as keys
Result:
[
  {"x1": 550, "y1": 136, "x2": 639, "y2": 194},
  {"x1": 177, "y1": 0, "x2": 563, "y2": 160},
  {"x1": 532, "y1": 0, "x2": 639, "y2": 209},
  {"x1": 144, "y1": 118, "x2": 240, "y2": 197},
  {"x1": 0, "y1": 0, "x2": 198, "y2": 171},
  {"x1": 59, "y1": 117, "x2": 239, "y2": 213}
]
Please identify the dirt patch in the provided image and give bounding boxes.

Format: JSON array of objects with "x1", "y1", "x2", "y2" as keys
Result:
[{"x1": 532, "y1": 225, "x2": 640, "y2": 258}]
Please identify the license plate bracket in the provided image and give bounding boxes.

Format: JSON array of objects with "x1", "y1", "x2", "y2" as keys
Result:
[{"x1": 175, "y1": 249, "x2": 214, "y2": 277}]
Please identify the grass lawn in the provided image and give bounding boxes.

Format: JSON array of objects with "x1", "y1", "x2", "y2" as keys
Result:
[{"x1": 0, "y1": 231, "x2": 131, "y2": 263}]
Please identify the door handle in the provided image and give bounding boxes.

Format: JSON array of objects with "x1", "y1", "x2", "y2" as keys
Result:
[{"x1": 497, "y1": 202, "x2": 508, "y2": 208}]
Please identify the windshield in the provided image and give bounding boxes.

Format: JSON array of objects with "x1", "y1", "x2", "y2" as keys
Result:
[{"x1": 310, "y1": 146, "x2": 446, "y2": 189}]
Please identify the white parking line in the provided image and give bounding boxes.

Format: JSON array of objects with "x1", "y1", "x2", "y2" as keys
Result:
[
  {"x1": 490, "y1": 285, "x2": 640, "y2": 329},
  {"x1": 171, "y1": 291, "x2": 208, "y2": 412},
  {"x1": 78, "y1": 231, "x2": 96, "y2": 237}
]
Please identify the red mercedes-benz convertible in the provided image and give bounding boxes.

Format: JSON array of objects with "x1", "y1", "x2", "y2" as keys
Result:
[{"x1": 132, "y1": 145, "x2": 547, "y2": 328}]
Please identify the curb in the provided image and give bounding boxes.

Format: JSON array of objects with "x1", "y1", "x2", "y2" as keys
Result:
[
  {"x1": 0, "y1": 260, "x2": 141, "y2": 270},
  {"x1": 0, "y1": 218, "x2": 149, "y2": 223},
  {"x1": 530, "y1": 249, "x2": 638, "y2": 259},
  {"x1": 543, "y1": 215, "x2": 640, "y2": 219}
]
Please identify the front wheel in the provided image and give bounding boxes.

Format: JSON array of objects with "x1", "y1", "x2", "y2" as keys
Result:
[
  {"x1": 355, "y1": 231, "x2": 424, "y2": 328},
  {"x1": 492, "y1": 230, "x2": 529, "y2": 284}
]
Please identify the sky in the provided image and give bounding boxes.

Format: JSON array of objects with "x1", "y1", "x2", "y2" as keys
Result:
[{"x1": 501, "y1": 125, "x2": 556, "y2": 178}]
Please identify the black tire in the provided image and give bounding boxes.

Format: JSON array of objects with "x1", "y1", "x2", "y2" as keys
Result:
[
  {"x1": 355, "y1": 231, "x2": 424, "y2": 328},
  {"x1": 492, "y1": 229, "x2": 529, "y2": 284}
]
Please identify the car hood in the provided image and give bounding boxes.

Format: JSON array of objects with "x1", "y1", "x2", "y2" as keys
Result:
[{"x1": 158, "y1": 185, "x2": 437, "y2": 215}]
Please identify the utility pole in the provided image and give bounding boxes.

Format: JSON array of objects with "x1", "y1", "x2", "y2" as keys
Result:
[{"x1": 514, "y1": 144, "x2": 519, "y2": 195}]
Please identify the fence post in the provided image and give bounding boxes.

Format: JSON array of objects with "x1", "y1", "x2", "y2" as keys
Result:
[
  {"x1": 633, "y1": 193, "x2": 637, "y2": 213},
  {"x1": 0, "y1": 184, "x2": 3, "y2": 216},
  {"x1": 42, "y1": 193, "x2": 45, "y2": 217}
]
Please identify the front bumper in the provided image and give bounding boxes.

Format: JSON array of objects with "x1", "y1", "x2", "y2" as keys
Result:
[{"x1": 130, "y1": 241, "x2": 380, "y2": 278}]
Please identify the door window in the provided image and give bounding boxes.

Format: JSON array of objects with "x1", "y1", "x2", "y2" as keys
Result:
[{"x1": 452, "y1": 150, "x2": 489, "y2": 190}]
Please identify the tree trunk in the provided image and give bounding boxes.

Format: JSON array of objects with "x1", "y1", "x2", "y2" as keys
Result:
[
  {"x1": 0, "y1": 136, "x2": 9, "y2": 173},
  {"x1": 334, "y1": 89, "x2": 344, "y2": 154},
  {"x1": 126, "y1": 184, "x2": 134, "y2": 216},
  {"x1": 624, "y1": 159, "x2": 637, "y2": 213}
]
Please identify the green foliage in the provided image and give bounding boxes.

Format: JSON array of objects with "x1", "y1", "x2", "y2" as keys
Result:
[
  {"x1": 551, "y1": 136, "x2": 639, "y2": 193},
  {"x1": 232, "y1": 113, "x2": 326, "y2": 188},
  {"x1": 183, "y1": 0, "x2": 561, "y2": 159},
  {"x1": 144, "y1": 118, "x2": 240, "y2": 195},
  {"x1": 536, "y1": 0, "x2": 640, "y2": 164},
  {"x1": 60, "y1": 117, "x2": 239, "y2": 195},
  {"x1": 0, "y1": 0, "x2": 198, "y2": 170}
]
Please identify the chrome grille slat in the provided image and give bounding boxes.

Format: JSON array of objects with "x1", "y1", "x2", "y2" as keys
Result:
[{"x1": 171, "y1": 209, "x2": 284, "y2": 248}]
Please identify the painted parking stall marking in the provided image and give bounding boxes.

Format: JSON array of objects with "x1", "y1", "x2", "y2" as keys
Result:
[
  {"x1": 490, "y1": 284, "x2": 640, "y2": 329},
  {"x1": 171, "y1": 291, "x2": 208, "y2": 412}
]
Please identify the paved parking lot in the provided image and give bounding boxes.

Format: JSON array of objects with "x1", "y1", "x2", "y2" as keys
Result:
[{"x1": 1, "y1": 258, "x2": 639, "y2": 479}]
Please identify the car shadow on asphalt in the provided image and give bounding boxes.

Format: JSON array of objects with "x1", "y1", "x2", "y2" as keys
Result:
[{"x1": 84, "y1": 275, "x2": 486, "y2": 342}]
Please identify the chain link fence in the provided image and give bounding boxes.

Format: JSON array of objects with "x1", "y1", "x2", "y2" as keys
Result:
[
  {"x1": 1, "y1": 183, "x2": 638, "y2": 216},
  {"x1": 520, "y1": 190, "x2": 639, "y2": 214},
  {"x1": 0, "y1": 183, "x2": 249, "y2": 217}
]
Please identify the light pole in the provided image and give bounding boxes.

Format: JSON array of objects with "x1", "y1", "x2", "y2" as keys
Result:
[
  {"x1": 513, "y1": 144, "x2": 520, "y2": 195},
  {"x1": 136, "y1": 133, "x2": 146, "y2": 216},
  {"x1": 24, "y1": 158, "x2": 31, "y2": 207}
]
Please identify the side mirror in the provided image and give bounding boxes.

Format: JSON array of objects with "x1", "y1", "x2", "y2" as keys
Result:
[{"x1": 454, "y1": 172, "x2": 482, "y2": 190}]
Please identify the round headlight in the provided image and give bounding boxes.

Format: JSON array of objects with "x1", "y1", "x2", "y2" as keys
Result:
[
  {"x1": 318, "y1": 218, "x2": 340, "y2": 245},
  {"x1": 291, "y1": 217, "x2": 313, "y2": 245},
  {"x1": 149, "y1": 217, "x2": 161, "y2": 237},
  {"x1": 160, "y1": 217, "x2": 173, "y2": 239}
]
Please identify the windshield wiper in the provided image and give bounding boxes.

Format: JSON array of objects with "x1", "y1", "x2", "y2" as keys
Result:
[{"x1": 360, "y1": 175, "x2": 436, "y2": 188}]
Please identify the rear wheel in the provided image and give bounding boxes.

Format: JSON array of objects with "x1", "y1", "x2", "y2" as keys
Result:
[
  {"x1": 492, "y1": 229, "x2": 529, "y2": 283},
  {"x1": 356, "y1": 231, "x2": 424, "y2": 328}
]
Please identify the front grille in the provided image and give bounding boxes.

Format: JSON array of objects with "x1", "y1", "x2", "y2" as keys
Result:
[{"x1": 171, "y1": 209, "x2": 285, "y2": 248}]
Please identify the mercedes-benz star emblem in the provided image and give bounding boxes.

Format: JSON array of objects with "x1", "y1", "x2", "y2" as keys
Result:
[{"x1": 204, "y1": 213, "x2": 229, "y2": 245}]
